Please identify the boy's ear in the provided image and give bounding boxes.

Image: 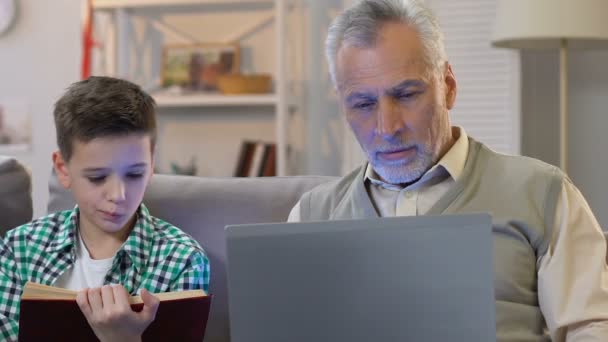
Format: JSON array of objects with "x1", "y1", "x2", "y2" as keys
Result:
[
  {"x1": 147, "y1": 153, "x2": 155, "y2": 186},
  {"x1": 52, "y1": 151, "x2": 71, "y2": 189}
]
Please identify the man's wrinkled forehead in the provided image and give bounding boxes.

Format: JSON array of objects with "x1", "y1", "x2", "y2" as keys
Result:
[
  {"x1": 335, "y1": 45, "x2": 431, "y2": 94},
  {"x1": 335, "y1": 23, "x2": 431, "y2": 92}
]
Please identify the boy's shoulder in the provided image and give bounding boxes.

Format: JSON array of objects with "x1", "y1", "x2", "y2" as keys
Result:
[
  {"x1": 5, "y1": 210, "x2": 74, "y2": 242},
  {"x1": 140, "y1": 210, "x2": 204, "y2": 256}
]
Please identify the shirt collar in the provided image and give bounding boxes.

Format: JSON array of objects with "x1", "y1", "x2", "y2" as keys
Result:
[
  {"x1": 47, "y1": 204, "x2": 153, "y2": 272},
  {"x1": 47, "y1": 208, "x2": 79, "y2": 252},
  {"x1": 364, "y1": 126, "x2": 469, "y2": 189},
  {"x1": 120, "y1": 204, "x2": 153, "y2": 272}
]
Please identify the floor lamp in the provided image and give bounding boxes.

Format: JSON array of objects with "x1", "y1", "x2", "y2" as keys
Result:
[{"x1": 491, "y1": 0, "x2": 608, "y2": 173}]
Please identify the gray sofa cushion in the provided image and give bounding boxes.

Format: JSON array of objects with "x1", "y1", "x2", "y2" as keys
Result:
[
  {"x1": 48, "y1": 171, "x2": 335, "y2": 342},
  {"x1": 0, "y1": 156, "x2": 32, "y2": 235}
]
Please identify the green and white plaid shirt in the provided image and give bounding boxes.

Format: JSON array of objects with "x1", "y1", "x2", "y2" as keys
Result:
[{"x1": 0, "y1": 204, "x2": 210, "y2": 341}]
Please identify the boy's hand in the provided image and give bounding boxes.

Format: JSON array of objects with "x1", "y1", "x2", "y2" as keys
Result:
[{"x1": 76, "y1": 284, "x2": 160, "y2": 342}]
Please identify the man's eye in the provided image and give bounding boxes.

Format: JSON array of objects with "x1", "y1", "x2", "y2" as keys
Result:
[
  {"x1": 87, "y1": 176, "x2": 106, "y2": 184},
  {"x1": 397, "y1": 91, "x2": 419, "y2": 100},
  {"x1": 353, "y1": 101, "x2": 375, "y2": 110}
]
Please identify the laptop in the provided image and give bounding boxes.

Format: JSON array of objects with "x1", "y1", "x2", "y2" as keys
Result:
[{"x1": 225, "y1": 213, "x2": 496, "y2": 342}]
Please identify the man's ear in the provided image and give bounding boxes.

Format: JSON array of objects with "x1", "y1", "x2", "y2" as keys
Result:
[
  {"x1": 443, "y1": 62, "x2": 457, "y2": 110},
  {"x1": 52, "y1": 151, "x2": 71, "y2": 189}
]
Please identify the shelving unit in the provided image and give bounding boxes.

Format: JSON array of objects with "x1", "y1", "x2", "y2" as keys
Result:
[
  {"x1": 94, "y1": 0, "x2": 275, "y2": 9},
  {"x1": 152, "y1": 92, "x2": 278, "y2": 108},
  {"x1": 91, "y1": 0, "x2": 293, "y2": 176}
]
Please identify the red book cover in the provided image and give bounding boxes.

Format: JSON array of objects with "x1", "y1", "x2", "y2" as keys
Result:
[
  {"x1": 18, "y1": 283, "x2": 211, "y2": 342},
  {"x1": 261, "y1": 143, "x2": 276, "y2": 177},
  {"x1": 234, "y1": 141, "x2": 256, "y2": 177}
]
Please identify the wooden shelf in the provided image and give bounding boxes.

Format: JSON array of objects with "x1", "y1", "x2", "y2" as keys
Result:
[
  {"x1": 93, "y1": 0, "x2": 274, "y2": 9},
  {"x1": 152, "y1": 92, "x2": 278, "y2": 108},
  {"x1": 93, "y1": 0, "x2": 292, "y2": 176}
]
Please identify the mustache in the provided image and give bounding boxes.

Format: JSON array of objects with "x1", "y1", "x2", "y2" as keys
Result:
[{"x1": 374, "y1": 142, "x2": 419, "y2": 153}]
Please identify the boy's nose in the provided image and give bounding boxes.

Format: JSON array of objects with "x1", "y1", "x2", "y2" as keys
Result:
[{"x1": 106, "y1": 179, "x2": 126, "y2": 203}]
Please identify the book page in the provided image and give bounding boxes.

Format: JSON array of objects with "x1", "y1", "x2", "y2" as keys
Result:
[{"x1": 21, "y1": 282, "x2": 206, "y2": 304}]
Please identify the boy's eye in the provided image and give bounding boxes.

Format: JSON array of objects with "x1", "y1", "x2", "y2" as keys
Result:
[
  {"x1": 87, "y1": 175, "x2": 106, "y2": 184},
  {"x1": 126, "y1": 172, "x2": 144, "y2": 179}
]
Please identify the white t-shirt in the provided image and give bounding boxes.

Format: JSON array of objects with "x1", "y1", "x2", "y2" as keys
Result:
[{"x1": 53, "y1": 232, "x2": 115, "y2": 290}]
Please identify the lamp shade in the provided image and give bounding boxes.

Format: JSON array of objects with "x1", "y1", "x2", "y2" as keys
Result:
[{"x1": 492, "y1": 0, "x2": 608, "y2": 49}]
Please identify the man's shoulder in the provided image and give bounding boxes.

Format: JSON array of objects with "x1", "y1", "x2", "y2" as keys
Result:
[
  {"x1": 302, "y1": 165, "x2": 364, "y2": 201},
  {"x1": 475, "y1": 140, "x2": 561, "y2": 173},
  {"x1": 474, "y1": 140, "x2": 565, "y2": 185},
  {"x1": 295, "y1": 165, "x2": 366, "y2": 221}
]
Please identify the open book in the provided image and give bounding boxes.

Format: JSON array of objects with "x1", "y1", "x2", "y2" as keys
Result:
[{"x1": 19, "y1": 282, "x2": 212, "y2": 342}]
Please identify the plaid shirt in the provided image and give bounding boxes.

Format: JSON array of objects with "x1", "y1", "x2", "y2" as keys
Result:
[{"x1": 0, "y1": 204, "x2": 210, "y2": 341}]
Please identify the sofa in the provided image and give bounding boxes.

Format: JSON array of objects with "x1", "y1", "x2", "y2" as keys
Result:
[
  {"x1": 47, "y1": 170, "x2": 336, "y2": 342},
  {"x1": 0, "y1": 156, "x2": 33, "y2": 235}
]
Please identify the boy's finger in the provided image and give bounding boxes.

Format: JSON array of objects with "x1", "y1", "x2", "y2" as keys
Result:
[
  {"x1": 76, "y1": 289, "x2": 93, "y2": 318},
  {"x1": 139, "y1": 289, "x2": 160, "y2": 322},
  {"x1": 111, "y1": 284, "x2": 131, "y2": 308},
  {"x1": 100, "y1": 284, "x2": 115, "y2": 307},
  {"x1": 87, "y1": 287, "x2": 104, "y2": 312}
]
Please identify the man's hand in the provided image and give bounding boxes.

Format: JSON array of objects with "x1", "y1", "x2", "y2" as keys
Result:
[{"x1": 76, "y1": 284, "x2": 160, "y2": 342}]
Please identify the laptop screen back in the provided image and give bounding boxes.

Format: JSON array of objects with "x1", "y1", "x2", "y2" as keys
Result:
[{"x1": 226, "y1": 213, "x2": 495, "y2": 342}]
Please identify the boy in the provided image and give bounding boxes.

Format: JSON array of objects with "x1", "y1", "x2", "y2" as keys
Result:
[{"x1": 0, "y1": 76, "x2": 210, "y2": 341}]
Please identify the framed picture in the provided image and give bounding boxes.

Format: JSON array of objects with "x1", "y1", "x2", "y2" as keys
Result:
[{"x1": 162, "y1": 43, "x2": 240, "y2": 91}]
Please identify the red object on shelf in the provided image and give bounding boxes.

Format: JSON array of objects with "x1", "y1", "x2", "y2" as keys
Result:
[{"x1": 81, "y1": 0, "x2": 94, "y2": 79}]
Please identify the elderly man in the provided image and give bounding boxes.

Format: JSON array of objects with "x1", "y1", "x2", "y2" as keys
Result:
[{"x1": 288, "y1": 0, "x2": 608, "y2": 340}]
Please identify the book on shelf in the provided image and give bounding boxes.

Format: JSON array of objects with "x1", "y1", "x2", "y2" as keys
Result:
[
  {"x1": 259, "y1": 143, "x2": 276, "y2": 177},
  {"x1": 234, "y1": 141, "x2": 256, "y2": 177},
  {"x1": 234, "y1": 140, "x2": 276, "y2": 177},
  {"x1": 247, "y1": 141, "x2": 266, "y2": 177},
  {"x1": 18, "y1": 282, "x2": 211, "y2": 342}
]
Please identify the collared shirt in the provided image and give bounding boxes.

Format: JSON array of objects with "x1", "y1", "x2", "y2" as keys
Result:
[
  {"x1": 0, "y1": 204, "x2": 210, "y2": 341},
  {"x1": 53, "y1": 230, "x2": 116, "y2": 290},
  {"x1": 364, "y1": 126, "x2": 469, "y2": 217},
  {"x1": 288, "y1": 126, "x2": 608, "y2": 341},
  {"x1": 288, "y1": 126, "x2": 469, "y2": 220}
]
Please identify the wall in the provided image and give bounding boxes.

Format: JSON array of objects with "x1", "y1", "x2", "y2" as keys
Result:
[
  {"x1": 301, "y1": 0, "x2": 345, "y2": 176},
  {"x1": 520, "y1": 51, "x2": 560, "y2": 167},
  {"x1": 521, "y1": 50, "x2": 608, "y2": 229},
  {"x1": 0, "y1": 0, "x2": 80, "y2": 217}
]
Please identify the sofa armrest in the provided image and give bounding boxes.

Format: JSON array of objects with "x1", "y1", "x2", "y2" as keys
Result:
[{"x1": 0, "y1": 156, "x2": 32, "y2": 235}]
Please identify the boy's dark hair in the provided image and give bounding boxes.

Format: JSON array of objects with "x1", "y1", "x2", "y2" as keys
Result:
[{"x1": 54, "y1": 76, "x2": 157, "y2": 161}]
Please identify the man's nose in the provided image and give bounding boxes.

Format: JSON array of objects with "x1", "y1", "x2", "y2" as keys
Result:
[{"x1": 376, "y1": 97, "x2": 405, "y2": 138}]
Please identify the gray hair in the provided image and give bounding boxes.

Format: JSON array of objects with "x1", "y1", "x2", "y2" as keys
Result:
[{"x1": 325, "y1": 0, "x2": 447, "y2": 87}]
